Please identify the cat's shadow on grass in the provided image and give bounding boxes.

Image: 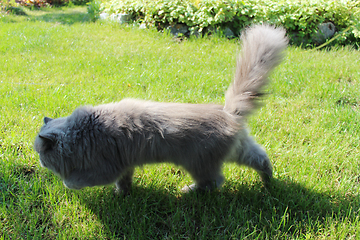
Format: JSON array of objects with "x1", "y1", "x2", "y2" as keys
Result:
[
  {"x1": 79, "y1": 178, "x2": 356, "y2": 238},
  {"x1": 3, "y1": 164, "x2": 357, "y2": 237}
]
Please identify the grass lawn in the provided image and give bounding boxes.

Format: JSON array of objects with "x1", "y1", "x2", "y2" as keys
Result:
[{"x1": 1, "y1": 6, "x2": 359, "y2": 239}]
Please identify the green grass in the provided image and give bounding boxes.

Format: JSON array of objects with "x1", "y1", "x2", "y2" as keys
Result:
[{"x1": 1, "y1": 7, "x2": 359, "y2": 239}]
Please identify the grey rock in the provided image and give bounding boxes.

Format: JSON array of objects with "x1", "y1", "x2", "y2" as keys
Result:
[
  {"x1": 313, "y1": 22, "x2": 336, "y2": 44},
  {"x1": 109, "y1": 14, "x2": 117, "y2": 21},
  {"x1": 99, "y1": 13, "x2": 109, "y2": 20},
  {"x1": 166, "y1": 24, "x2": 189, "y2": 37},
  {"x1": 107, "y1": 13, "x2": 131, "y2": 24},
  {"x1": 224, "y1": 27, "x2": 235, "y2": 38},
  {"x1": 117, "y1": 13, "x2": 131, "y2": 24},
  {"x1": 139, "y1": 23, "x2": 147, "y2": 29}
]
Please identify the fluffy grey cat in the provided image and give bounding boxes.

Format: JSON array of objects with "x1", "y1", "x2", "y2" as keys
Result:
[{"x1": 34, "y1": 25, "x2": 288, "y2": 194}]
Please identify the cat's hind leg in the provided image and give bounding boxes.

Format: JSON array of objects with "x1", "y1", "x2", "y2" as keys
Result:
[
  {"x1": 115, "y1": 167, "x2": 135, "y2": 194},
  {"x1": 181, "y1": 161, "x2": 225, "y2": 193},
  {"x1": 235, "y1": 135, "x2": 273, "y2": 185}
]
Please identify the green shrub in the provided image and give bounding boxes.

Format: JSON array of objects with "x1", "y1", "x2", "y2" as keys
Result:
[
  {"x1": 87, "y1": 0, "x2": 102, "y2": 21},
  {"x1": 101, "y1": 0, "x2": 360, "y2": 45}
]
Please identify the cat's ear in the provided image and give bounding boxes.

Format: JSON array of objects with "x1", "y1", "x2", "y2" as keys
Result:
[
  {"x1": 37, "y1": 132, "x2": 56, "y2": 151},
  {"x1": 44, "y1": 117, "x2": 53, "y2": 124},
  {"x1": 37, "y1": 130, "x2": 63, "y2": 152},
  {"x1": 39, "y1": 132, "x2": 56, "y2": 142}
]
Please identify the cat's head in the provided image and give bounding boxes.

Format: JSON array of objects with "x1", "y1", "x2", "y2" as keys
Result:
[
  {"x1": 34, "y1": 106, "x2": 110, "y2": 190},
  {"x1": 34, "y1": 116, "x2": 70, "y2": 178}
]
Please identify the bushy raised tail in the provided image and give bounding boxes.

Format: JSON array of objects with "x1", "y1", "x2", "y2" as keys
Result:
[{"x1": 224, "y1": 25, "x2": 288, "y2": 116}]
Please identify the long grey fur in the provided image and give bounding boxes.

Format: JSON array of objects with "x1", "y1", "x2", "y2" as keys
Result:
[{"x1": 34, "y1": 24, "x2": 288, "y2": 193}]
